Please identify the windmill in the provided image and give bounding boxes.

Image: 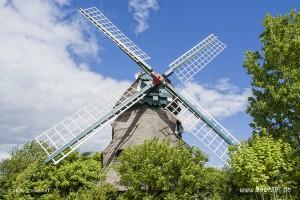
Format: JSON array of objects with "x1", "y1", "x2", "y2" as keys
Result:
[{"x1": 35, "y1": 7, "x2": 239, "y2": 171}]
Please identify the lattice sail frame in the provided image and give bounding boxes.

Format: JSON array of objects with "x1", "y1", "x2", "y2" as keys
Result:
[
  {"x1": 36, "y1": 86, "x2": 146, "y2": 164},
  {"x1": 36, "y1": 6, "x2": 237, "y2": 165},
  {"x1": 79, "y1": 7, "x2": 150, "y2": 62},
  {"x1": 168, "y1": 34, "x2": 226, "y2": 83},
  {"x1": 165, "y1": 91, "x2": 240, "y2": 162}
]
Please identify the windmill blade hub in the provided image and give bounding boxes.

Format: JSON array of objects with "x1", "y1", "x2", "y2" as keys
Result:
[{"x1": 152, "y1": 73, "x2": 165, "y2": 86}]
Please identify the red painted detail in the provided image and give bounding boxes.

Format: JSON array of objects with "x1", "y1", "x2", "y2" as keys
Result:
[{"x1": 152, "y1": 73, "x2": 164, "y2": 86}]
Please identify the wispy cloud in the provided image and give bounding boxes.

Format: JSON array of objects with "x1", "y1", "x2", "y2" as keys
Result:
[
  {"x1": 180, "y1": 79, "x2": 251, "y2": 119},
  {"x1": 0, "y1": 0, "x2": 129, "y2": 159},
  {"x1": 128, "y1": 0, "x2": 159, "y2": 35}
]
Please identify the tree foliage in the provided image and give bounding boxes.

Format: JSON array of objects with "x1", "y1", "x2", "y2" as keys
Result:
[
  {"x1": 229, "y1": 132, "x2": 296, "y2": 189},
  {"x1": 114, "y1": 138, "x2": 229, "y2": 200},
  {"x1": 0, "y1": 141, "x2": 45, "y2": 198},
  {"x1": 0, "y1": 139, "x2": 232, "y2": 200},
  {"x1": 0, "y1": 141, "x2": 114, "y2": 200},
  {"x1": 243, "y1": 10, "x2": 300, "y2": 146},
  {"x1": 242, "y1": 10, "x2": 300, "y2": 198}
]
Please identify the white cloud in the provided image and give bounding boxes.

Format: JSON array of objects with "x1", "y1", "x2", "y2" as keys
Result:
[
  {"x1": 180, "y1": 79, "x2": 251, "y2": 119},
  {"x1": 0, "y1": 0, "x2": 130, "y2": 159},
  {"x1": 128, "y1": 0, "x2": 159, "y2": 34}
]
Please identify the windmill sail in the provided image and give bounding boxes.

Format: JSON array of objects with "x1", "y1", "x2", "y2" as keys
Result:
[
  {"x1": 36, "y1": 84, "x2": 153, "y2": 164},
  {"x1": 79, "y1": 7, "x2": 153, "y2": 74},
  {"x1": 34, "y1": 7, "x2": 239, "y2": 166},
  {"x1": 164, "y1": 34, "x2": 226, "y2": 83},
  {"x1": 165, "y1": 83, "x2": 239, "y2": 162}
]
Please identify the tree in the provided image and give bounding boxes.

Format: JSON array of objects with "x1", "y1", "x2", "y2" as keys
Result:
[
  {"x1": 243, "y1": 10, "x2": 300, "y2": 146},
  {"x1": 0, "y1": 141, "x2": 114, "y2": 200},
  {"x1": 229, "y1": 132, "x2": 297, "y2": 199},
  {"x1": 243, "y1": 10, "x2": 300, "y2": 197},
  {"x1": 0, "y1": 141, "x2": 45, "y2": 198},
  {"x1": 114, "y1": 138, "x2": 229, "y2": 200}
]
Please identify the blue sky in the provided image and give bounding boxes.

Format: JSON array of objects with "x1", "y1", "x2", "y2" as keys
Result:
[
  {"x1": 0, "y1": 0, "x2": 298, "y2": 165},
  {"x1": 70, "y1": 0, "x2": 298, "y2": 82}
]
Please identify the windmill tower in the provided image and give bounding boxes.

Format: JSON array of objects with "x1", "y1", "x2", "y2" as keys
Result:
[
  {"x1": 35, "y1": 7, "x2": 240, "y2": 187},
  {"x1": 102, "y1": 73, "x2": 184, "y2": 167},
  {"x1": 101, "y1": 73, "x2": 185, "y2": 188}
]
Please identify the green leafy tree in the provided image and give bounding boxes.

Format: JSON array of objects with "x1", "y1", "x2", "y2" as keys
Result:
[
  {"x1": 0, "y1": 141, "x2": 45, "y2": 198},
  {"x1": 115, "y1": 138, "x2": 229, "y2": 200},
  {"x1": 243, "y1": 10, "x2": 300, "y2": 197},
  {"x1": 68, "y1": 184, "x2": 117, "y2": 200},
  {"x1": 229, "y1": 132, "x2": 297, "y2": 199},
  {"x1": 243, "y1": 10, "x2": 300, "y2": 146},
  {"x1": 0, "y1": 141, "x2": 114, "y2": 200}
]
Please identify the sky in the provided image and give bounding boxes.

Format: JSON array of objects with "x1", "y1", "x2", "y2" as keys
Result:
[{"x1": 0, "y1": 0, "x2": 299, "y2": 166}]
